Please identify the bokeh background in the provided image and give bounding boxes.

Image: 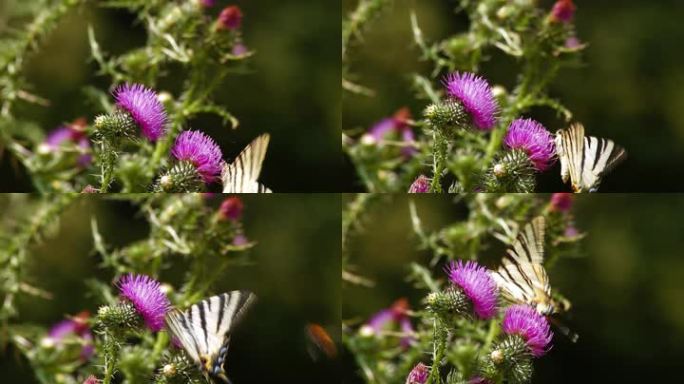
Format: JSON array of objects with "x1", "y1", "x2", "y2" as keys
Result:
[
  {"x1": 342, "y1": 194, "x2": 684, "y2": 383},
  {"x1": 342, "y1": 0, "x2": 684, "y2": 191},
  {"x1": 0, "y1": 0, "x2": 341, "y2": 192},
  {"x1": 0, "y1": 194, "x2": 341, "y2": 383}
]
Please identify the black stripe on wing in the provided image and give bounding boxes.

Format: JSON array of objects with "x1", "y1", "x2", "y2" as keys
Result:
[{"x1": 222, "y1": 134, "x2": 270, "y2": 193}]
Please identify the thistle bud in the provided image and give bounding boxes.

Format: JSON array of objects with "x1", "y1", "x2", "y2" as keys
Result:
[
  {"x1": 485, "y1": 149, "x2": 536, "y2": 193},
  {"x1": 157, "y1": 161, "x2": 205, "y2": 193},
  {"x1": 97, "y1": 302, "x2": 141, "y2": 330},
  {"x1": 423, "y1": 99, "x2": 466, "y2": 134}
]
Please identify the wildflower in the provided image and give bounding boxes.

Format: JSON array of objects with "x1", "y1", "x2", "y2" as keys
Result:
[
  {"x1": 219, "y1": 196, "x2": 244, "y2": 221},
  {"x1": 406, "y1": 362, "x2": 429, "y2": 384},
  {"x1": 81, "y1": 185, "x2": 98, "y2": 193},
  {"x1": 565, "y1": 36, "x2": 582, "y2": 49},
  {"x1": 362, "y1": 298, "x2": 415, "y2": 348},
  {"x1": 171, "y1": 130, "x2": 223, "y2": 184},
  {"x1": 118, "y1": 274, "x2": 170, "y2": 332},
  {"x1": 45, "y1": 311, "x2": 94, "y2": 360},
  {"x1": 446, "y1": 261, "x2": 498, "y2": 319},
  {"x1": 443, "y1": 72, "x2": 499, "y2": 130},
  {"x1": 550, "y1": 193, "x2": 573, "y2": 212},
  {"x1": 361, "y1": 108, "x2": 416, "y2": 158},
  {"x1": 41, "y1": 118, "x2": 92, "y2": 167},
  {"x1": 502, "y1": 304, "x2": 553, "y2": 357},
  {"x1": 550, "y1": 0, "x2": 576, "y2": 23},
  {"x1": 83, "y1": 375, "x2": 98, "y2": 384},
  {"x1": 232, "y1": 43, "x2": 248, "y2": 56},
  {"x1": 218, "y1": 5, "x2": 243, "y2": 30},
  {"x1": 199, "y1": 0, "x2": 215, "y2": 8},
  {"x1": 408, "y1": 175, "x2": 430, "y2": 193},
  {"x1": 113, "y1": 83, "x2": 167, "y2": 141},
  {"x1": 233, "y1": 234, "x2": 248, "y2": 246},
  {"x1": 504, "y1": 118, "x2": 556, "y2": 172}
]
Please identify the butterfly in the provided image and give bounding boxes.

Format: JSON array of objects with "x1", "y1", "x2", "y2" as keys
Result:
[
  {"x1": 555, "y1": 123, "x2": 627, "y2": 192},
  {"x1": 492, "y1": 216, "x2": 556, "y2": 316},
  {"x1": 166, "y1": 291, "x2": 256, "y2": 383},
  {"x1": 222, "y1": 134, "x2": 272, "y2": 193}
]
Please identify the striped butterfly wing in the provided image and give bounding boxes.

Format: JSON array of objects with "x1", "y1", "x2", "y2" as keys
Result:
[
  {"x1": 555, "y1": 123, "x2": 585, "y2": 191},
  {"x1": 556, "y1": 124, "x2": 627, "y2": 192},
  {"x1": 581, "y1": 135, "x2": 627, "y2": 192},
  {"x1": 222, "y1": 134, "x2": 272, "y2": 193},
  {"x1": 166, "y1": 291, "x2": 257, "y2": 366},
  {"x1": 492, "y1": 217, "x2": 554, "y2": 315}
]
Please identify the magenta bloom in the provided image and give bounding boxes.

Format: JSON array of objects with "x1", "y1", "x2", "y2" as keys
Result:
[
  {"x1": 232, "y1": 43, "x2": 248, "y2": 56},
  {"x1": 551, "y1": 0, "x2": 576, "y2": 23},
  {"x1": 83, "y1": 375, "x2": 98, "y2": 384},
  {"x1": 443, "y1": 72, "x2": 499, "y2": 130},
  {"x1": 219, "y1": 196, "x2": 243, "y2": 221},
  {"x1": 47, "y1": 311, "x2": 94, "y2": 360},
  {"x1": 504, "y1": 118, "x2": 556, "y2": 171},
  {"x1": 550, "y1": 193, "x2": 573, "y2": 212},
  {"x1": 114, "y1": 83, "x2": 167, "y2": 141},
  {"x1": 367, "y1": 298, "x2": 415, "y2": 348},
  {"x1": 408, "y1": 175, "x2": 430, "y2": 193},
  {"x1": 446, "y1": 261, "x2": 498, "y2": 319},
  {"x1": 405, "y1": 362, "x2": 429, "y2": 384},
  {"x1": 365, "y1": 108, "x2": 416, "y2": 159},
  {"x1": 218, "y1": 6, "x2": 243, "y2": 30},
  {"x1": 233, "y1": 233, "x2": 249, "y2": 246},
  {"x1": 502, "y1": 304, "x2": 553, "y2": 357},
  {"x1": 43, "y1": 120, "x2": 92, "y2": 167},
  {"x1": 171, "y1": 131, "x2": 223, "y2": 184},
  {"x1": 200, "y1": 0, "x2": 215, "y2": 7},
  {"x1": 118, "y1": 274, "x2": 170, "y2": 332}
]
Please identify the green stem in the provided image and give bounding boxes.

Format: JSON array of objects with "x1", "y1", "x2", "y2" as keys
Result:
[
  {"x1": 102, "y1": 332, "x2": 119, "y2": 384},
  {"x1": 430, "y1": 131, "x2": 447, "y2": 192},
  {"x1": 151, "y1": 331, "x2": 168, "y2": 362},
  {"x1": 427, "y1": 318, "x2": 446, "y2": 384}
]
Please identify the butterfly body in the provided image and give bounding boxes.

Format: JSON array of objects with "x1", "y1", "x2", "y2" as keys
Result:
[
  {"x1": 556, "y1": 123, "x2": 626, "y2": 192},
  {"x1": 166, "y1": 291, "x2": 256, "y2": 384}
]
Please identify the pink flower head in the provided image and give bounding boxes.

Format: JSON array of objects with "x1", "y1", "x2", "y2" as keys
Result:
[
  {"x1": 550, "y1": 193, "x2": 573, "y2": 212},
  {"x1": 47, "y1": 311, "x2": 94, "y2": 360},
  {"x1": 504, "y1": 118, "x2": 556, "y2": 171},
  {"x1": 232, "y1": 43, "x2": 248, "y2": 56},
  {"x1": 171, "y1": 130, "x2": 223, "y2": 184},
  {"x1": 200, "y1": 0, "x2": 215, "y2": 8},
  {"x1": 367, "y1": 298, "x2": 415, "y2": 348},
  {"x1": 218, "y1": 5, "x2": 243, "y2": 30},
  {"x1": 83, "y1": 375, "x2": 98, "y2": 384},
  {"x1": 408, "y1": 175, "x2": 430, "y2": 193},
  {"x1": 443, "y1": 72, "x2": 499, "y2": 130},
  {"x1": 114, "y1": 83, "x2": 167, "y2": 141},
  {"x1": 118, "y1": 274, "x2": 170, "y2": 332},
  {"x1": 446, "y1": 261, "x2": 498, "y2": 319},
  {"x1": 406, "y1": 362, "x2": 429, "y2": 384},
  {"x1": 551, "y1": 0, "x2": 576, "y2": 23},
  {"x1": 43, "y1": 118, "x2": 92, "y2": 167},
  {"x1": 219, "y1": 196, "x2": 244, "y2": 221},
  {"x1": 366, "y1": 108, "x2": 416, "y2": 158},
  {"x1": 502, "y1": 304, "x2": 553, "y2": 357}
]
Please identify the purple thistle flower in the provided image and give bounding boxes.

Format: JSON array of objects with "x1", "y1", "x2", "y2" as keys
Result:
[
  {"x1": 408, "y1": 175, "x2": 430, "y2": 193},
  {"x1": 218, "y1": 5, "x2": 243, "y2": 30},
  {"x1": 550, "y1": 0, "x2": 576, "y2": 23},
  {"x1": 502, "y1": 304, "x2": 553, "y2": 357},
  {"x1": 171, "y1": 130, "x2": 223, "y2": 184},
  {"x1": 219, "y1": 196, "x2": 244, "y2": 221},
  {"x1": 504, "y1": 118, "x2": 556, "y2": 172},
  {"x1": 44, "y1": 126, "x2": 77, "y2": 148},
  {"x1": 232, "y1": 43, "x2": 248, "y2": 56},
  {"x1": 443, "y1": 72, "x2": 499, "y2": 130},
  {"x1": 118, "y1": 274, "x2": 170, "y2": 332},
  {"x1": 366, "y1": 298, "x2": 415, "y2": 348},
  {"x1": 47, "y1": 311, "x2": 94, "y2": 360},
  {"x1": 83, "y1": 375, "x2": 98, "y2": 384},
  {"x1": 565, "y1": 36, "x2": 582, "y2": 49},
  {"x1": 446, "y1": 261, "x2": 498, "y2": 319},
  {"x1": 363, "y1": 108, "x2": 416, "y2": 158},
  {"x1": 114, "y1": 83, "x2": 167, "y2": 141},
  {"x1": 200, "y1": 0, "x2": 215, "y2": 8},
  {"x1": 405, "y1": 362, "x2": 429, "y2": 384},
  {"x1": 550, "y1": 193, "x2": 573, "y2": 212},
  {"x1": 233, "y1": 233, "x2": 249, "y2": 246}
]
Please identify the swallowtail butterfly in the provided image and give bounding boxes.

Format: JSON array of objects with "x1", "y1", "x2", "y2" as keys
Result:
[{"x1": 222, "y1": 134, "x2": 271, "y2": 193}]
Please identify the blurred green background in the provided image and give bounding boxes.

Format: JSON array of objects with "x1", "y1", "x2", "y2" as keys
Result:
[
  {"x1": 342, "y1": 0, "x2": 684, "y2": 191},
  {"x1": 342, "y1": 194, "x2": 684, "y2": 383},
  {"x1": 0, "y1": 0, "x2": 341, "y2": 192},
  {"x1": 0, "y1": 194, "x2": 341, "y2": 383}
]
